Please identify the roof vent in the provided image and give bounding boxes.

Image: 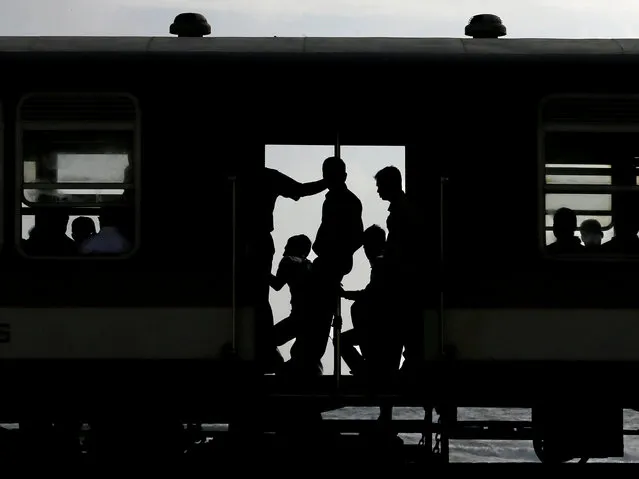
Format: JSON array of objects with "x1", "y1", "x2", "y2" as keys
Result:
[
  {"x1": 170, "y1": 13, "x2": 211, "y2": 37},
  {"x1": 465, "y1": 14, "x2": 506, "y2": 39}
]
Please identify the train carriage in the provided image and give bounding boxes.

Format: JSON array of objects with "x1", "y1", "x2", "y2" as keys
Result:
[{"x1": 0, "y1": 12, "x2": 639, "y2": 461}]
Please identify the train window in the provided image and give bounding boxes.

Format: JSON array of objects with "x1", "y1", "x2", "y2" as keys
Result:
[
  {"x1": 541, "y1": 95, "x2": 639, "y2": 256},
  {"x1": 546, "y1": 191, "x2": 611, "y2": 212},
  {"x1": 16, "y1": 93, "x2": 139, "y2": 258}
]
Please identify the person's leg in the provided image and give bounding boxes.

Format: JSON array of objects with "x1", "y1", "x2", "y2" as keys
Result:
[
  {"x1": 273, "y1": 314, "x2": 299, "y2": 346},
  {"x1": 253, "y1": 233, "x2": 283, "y2": 372},
  {"x1": 340, "y1": 328, "x2": 365, "y2": 375}
]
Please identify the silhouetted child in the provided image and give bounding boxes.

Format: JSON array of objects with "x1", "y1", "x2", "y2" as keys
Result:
[
  {"x1": 270, "y1": 234, "x2": 313, "y2": 347},
  {"x1": 579, "y1": 218, "x2": 603, "y2": 250}
]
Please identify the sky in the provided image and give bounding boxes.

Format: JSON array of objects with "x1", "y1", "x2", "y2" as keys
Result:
[
  {"x1": 6, "y1": 0, "x2": 639, "y2": 371},
  {"x1": 4, "y1": 0, "x2": 639, "y2": 38}
]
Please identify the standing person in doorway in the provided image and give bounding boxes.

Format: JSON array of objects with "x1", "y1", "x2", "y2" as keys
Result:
[
  {"x1": 270, "y1": 234, "x2": 314, "y2": 348},
  {"x1": 374, "y1": 166, "x2": 424, "y2": 372},
  {"x1": 242, "y1": 167, "x2": 326, "y2": 373},
  {"x1": 288, "y1": 156, "x2": 364, "y2": 376}
]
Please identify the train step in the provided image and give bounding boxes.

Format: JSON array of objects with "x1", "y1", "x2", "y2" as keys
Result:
[{"x1": 198, "y1": 419, "x2": 536, "y2": 440}]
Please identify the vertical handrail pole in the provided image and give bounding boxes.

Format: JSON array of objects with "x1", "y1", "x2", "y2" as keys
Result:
[
  {"x1": 333, "y1": 133, "x2": 342, "y2": 389},
  {"x1": 439, "y1": 176, "x2": 447, "y2": 356},
  {"x1": 334, "y1": 298, "x2": 342, "y2": 389},
  {"x1": 230, "y1": 175, "x2": 237, "y2": 354},
  {"x1": 438, "y1": 176, "x2": 450, "y2": 462}
]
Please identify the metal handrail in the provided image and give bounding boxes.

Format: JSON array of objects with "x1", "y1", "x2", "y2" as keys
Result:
[
  {"x1": 230, "y1": 175, "x2": 237, "y2": 355},
  {"x1": 333, "y1": 133, "x2": 342, "y2": 389}
]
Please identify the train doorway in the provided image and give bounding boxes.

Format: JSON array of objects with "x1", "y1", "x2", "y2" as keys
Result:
[{"x1": 266, "y1": 144, "x2": 405, "y2": 375}]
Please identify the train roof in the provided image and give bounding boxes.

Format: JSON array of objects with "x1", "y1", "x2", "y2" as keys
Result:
[{"x1": 0, "y1": 36, "x2": 638, "y2": 58}]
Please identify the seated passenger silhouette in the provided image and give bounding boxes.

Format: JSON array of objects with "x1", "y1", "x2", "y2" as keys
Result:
[
  {"x1": 288, "y1": 157, "x2": 363, "y2": 376},
  {"x1": 579, "y1": 219, "x2": 603, "y2": 251},
  {"x1": 601, "y1": 199, "x2": 639, "y2": 254},
  {"x1": 71, "y1": 216, "x2": 96, "y2": 246},
  {"x1": 122, "y1": 165, "x2": 134, "y2": 204},
  {"x1": 80, "y1": 209, "x2": 131, "y2": 254},
  {"x1": 546, "y1": 208, "x2": 583, "y2": 254},
  {"x1": 270, "y1": 234, "x2": 313, "y2": 349},
  {"x1": 243, "y1": 167, "x2": 326, "y2": 373},
  {"x1": 22, "y1": 208, "x2": 76, "y2": 257},
  {"x1": 340, "y1": 225, "x2": 398, "y2": 377}
]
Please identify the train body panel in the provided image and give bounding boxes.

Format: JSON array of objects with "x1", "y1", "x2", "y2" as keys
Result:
[
  {"x1": 445, "y1": 309, "x2": 639, "y2": 361},
  {"x1": 0, "y1": 37, "x2": 637, "y2": 406},
  {"x1": 0, "y1": 307, "x2": 256, "y2": 360}
]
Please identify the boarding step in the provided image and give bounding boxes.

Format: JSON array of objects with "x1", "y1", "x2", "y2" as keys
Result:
[
  {"x1": 449, "y1": 420, "x2": 533, "y2": 440},
  {"x1": 196, "y1": 419, "x2": 536, "y2": 440},
  {"x1": 263, "y1": 393, "x2": 426, "y2": 410}
]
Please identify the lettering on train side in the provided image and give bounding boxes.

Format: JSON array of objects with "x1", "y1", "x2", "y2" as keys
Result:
[{"x1": 0, "y1": 324, "x2": 10, "y2": 343}]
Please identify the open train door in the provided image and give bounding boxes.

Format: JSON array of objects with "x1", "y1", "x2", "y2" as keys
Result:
[{"x1": 401, "y1": 143, "x2": 446, "y2": 372}]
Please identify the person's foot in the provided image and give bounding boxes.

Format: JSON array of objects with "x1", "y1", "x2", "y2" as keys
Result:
[{"x1": 261, "y1": 349, "x2": 285, "y2": 374}]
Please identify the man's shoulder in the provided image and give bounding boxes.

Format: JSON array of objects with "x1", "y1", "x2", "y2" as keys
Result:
[
  {"x1": 392, "y1": 195, "x2": 420, "y2": 222},
  {"x1": 278, "y1": 255, "x2": 296, "y2": 267},
  {"x1": 325, "y1": 188, "x2": 361, "y2": 205},
  {"x1": 394, "y1": 193, "x2": 415, "y2": 210},
  {"x1": 343, "y1": 188, "x2": 363, "y2": 208}
]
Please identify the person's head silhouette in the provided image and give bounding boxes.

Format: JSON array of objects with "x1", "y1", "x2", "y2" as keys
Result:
[
  {"x1": 71, "y1": 216, "x2": 96, "y2": 244},
  {"x1": 322, "y1": 156, "x2": 347, "y2": 190},
  {"x1": 374, "y1": 166, "x2": 403, "y2": 201},
  {"x1": 552, "y1": 207, "x2": 577, "y2": 242},
  {"x1": 362, "y1": 224, "x2": 386, "y2": 262},
  {"x1": 284, "y1": 234, "x2": 312, "y2": 258},
  {"x1": 579, "y1": 219, "x2": 603, "y2": 247}
]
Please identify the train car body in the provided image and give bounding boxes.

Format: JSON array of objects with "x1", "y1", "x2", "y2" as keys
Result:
[{"x1": 0, "y1": 35, "x2": 638, "y2": 432}]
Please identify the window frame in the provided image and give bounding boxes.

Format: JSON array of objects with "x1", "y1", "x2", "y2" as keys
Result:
[
  {"x1": 15, "y1": 92, "x2": 141, "y2": 260},
  {"x1": 539, "y1": 93, "x2": 639, "y2": 262},
  {"x1": 22, "y1": 142, "x2": 133, "y2": 208},
  {"x1": 0, "y1": 101, "x2": 3, "y2": 254}
]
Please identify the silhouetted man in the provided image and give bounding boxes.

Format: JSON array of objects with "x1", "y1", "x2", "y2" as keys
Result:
[
  {"x1": 71, "y1": 216, "x2": 96, "y2": 246},
  {"x1": 244, "y1": 167, "x2": 326, "y2": 373},
  {"x1": 340, "y1": 225, "x2": 396, "y2": 376},
  {"x1": 601, "y1": 197, "x2": 639, "y2": 254},
  {"x1": 375, "y1": 165, "x2": 423, "y2": 372},
  {"x1": 288, "y1": 157, "x2": 363, "y2": 375},
  {"x1": 546, "y1": 208, "x2": 583, "y2": 254},
  {"x1": 340, "y1": 224, "x2": 401, "y2": 438},
  {"x1": 22, "y1": 209, "x2": 76, "y2": 257}
]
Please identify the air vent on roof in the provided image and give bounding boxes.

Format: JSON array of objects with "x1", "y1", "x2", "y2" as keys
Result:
[
  {"x1": 19, "y1": 93, "x2": 137, "y2": 123},
  {"x1": 170, "y1": 13, "x2": 211, "y2": 37},
  {"x1": 542, "y1": 96, "x2": 639, "y2": 124},
  {"x1": 465, "y1": 14, "x2": 506, "y2": 39}
]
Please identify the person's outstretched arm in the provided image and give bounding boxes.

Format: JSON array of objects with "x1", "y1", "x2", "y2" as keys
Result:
[{"x1": 270, "y1": 168, "x2": 326, "y2": 201}]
